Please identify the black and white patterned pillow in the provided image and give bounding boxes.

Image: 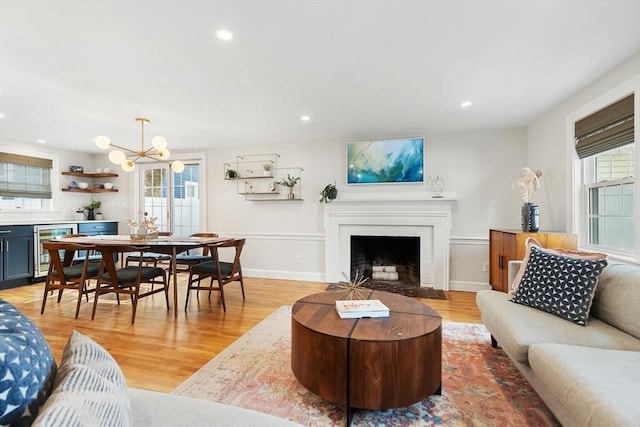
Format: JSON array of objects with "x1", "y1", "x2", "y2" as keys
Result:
[
  {"x1": 0, "y1": 298, "x2": 57, "y2": 426},
  {"x1": 512, "y1": 246, "x2": 608, "y2": 326}
]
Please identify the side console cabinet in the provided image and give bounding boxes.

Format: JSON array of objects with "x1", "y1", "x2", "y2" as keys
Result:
[
  {"x1": 0, "y1": 225, "x2": 34, "y2": 289},
  {"x1": 489, "y1": 229, "x2": 577, "y2": 293}
]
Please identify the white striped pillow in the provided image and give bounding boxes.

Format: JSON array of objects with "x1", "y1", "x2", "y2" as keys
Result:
[{"x1": 32, "y1": 331, "x2": 132, "y2": 427}]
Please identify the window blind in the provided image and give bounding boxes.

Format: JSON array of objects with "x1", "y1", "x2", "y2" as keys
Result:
[
  {"x1": 575, "y1": 93, "x2": 635, "y2": 159},
  {"x1": 0, "y1": 153, "x2": 53, "y2": 199}
]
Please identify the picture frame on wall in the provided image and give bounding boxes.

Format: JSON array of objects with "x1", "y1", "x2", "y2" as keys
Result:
[{"x1": 346, "y1": 136, "x2": 424, "y2": 185}]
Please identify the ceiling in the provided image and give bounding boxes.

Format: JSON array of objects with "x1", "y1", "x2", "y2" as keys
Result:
[{"x1": 1, "y1": 1, "x2": 639, "y2": 154}]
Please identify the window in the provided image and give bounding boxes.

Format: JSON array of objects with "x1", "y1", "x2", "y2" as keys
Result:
[
  {"x1": 585, "y1": 145, "x2": 635, "y2": 252},
  {"x1": 569, "y1": 79, "x2": 638, "y2": 261},
  {"x1": 0, "y1": 153, "x2": 52, "y2": 210}
]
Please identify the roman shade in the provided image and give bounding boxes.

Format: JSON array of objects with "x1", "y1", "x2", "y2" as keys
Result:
[
  {"x1": 575, "y1": 94, "x2": 635, "y2": 159},
  {"x1": 0, "y1": 153, "x2": 53, "y2": 199}
]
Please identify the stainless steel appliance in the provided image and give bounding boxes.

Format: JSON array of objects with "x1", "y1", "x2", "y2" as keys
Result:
[{"x1": 33, "y1": 224, "x2": 78, "y2": 278}]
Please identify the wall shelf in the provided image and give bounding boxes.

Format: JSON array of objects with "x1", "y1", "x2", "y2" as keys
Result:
[
  {"x1": 61, "y1": 171, "x2": 119, "y2": 193},
  {"x1": 224, "y1": 154, "x2": 303, "y2": 201}
]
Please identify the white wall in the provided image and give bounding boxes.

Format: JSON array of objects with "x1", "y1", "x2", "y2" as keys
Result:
[
  {"x1": 527, "y1": 53, "x2": 640, "y2": 233},
  {"x1": 203, "y1": 129, "x2": 526, "y2": 289}
]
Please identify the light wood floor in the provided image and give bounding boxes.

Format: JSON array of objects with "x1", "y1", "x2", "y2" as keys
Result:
[{"x1": 0, "y1": 276, "x2": 481, "y2": 393}]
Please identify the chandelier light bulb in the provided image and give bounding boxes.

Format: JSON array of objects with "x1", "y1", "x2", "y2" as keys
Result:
[
  {"x1": 151, "y1": 136, "x2": 167, "y2": 150},
  {"x1": 156, "y1": 148, "x2": 170, "y2": 160},
  {"x1": 122, "y1": 160, "x2": 136, "y2": 172},
  {"x1": 94, "y1": 135, "x2": 112, "y2": 149},
  {"x1": 171, "y1": 160, "x2": 185, "y2": 173},
  {"x1": 108, "y1": 149, "x2": 127, "y2": 165}
]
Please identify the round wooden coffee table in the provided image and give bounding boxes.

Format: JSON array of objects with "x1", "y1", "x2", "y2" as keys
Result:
[{"x1": 291, "y1": 290, "x2": 442, "y2": 423}]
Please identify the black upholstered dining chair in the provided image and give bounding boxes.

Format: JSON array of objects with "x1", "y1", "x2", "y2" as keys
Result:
[
  {"x1": 184, "y1": 238, "x2": 245, "y2": 312},
  {"x1": 92, "y1": 244, "x2": 169, "y2": 324},
  {"x1": 42, "y1": 241, "x2": 100, "y2": 319}
]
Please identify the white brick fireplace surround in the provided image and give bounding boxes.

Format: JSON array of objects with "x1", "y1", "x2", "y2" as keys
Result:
[{"x1": 324, "y1": 194, "x2": 455, "y2": 290}]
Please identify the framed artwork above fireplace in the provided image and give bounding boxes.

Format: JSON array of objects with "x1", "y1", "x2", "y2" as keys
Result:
[{"x1": 346, "y1": 136, "x2": 424, "y2": 184}]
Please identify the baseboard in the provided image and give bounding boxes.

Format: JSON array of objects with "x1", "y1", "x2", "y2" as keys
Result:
[
  {"x1": 449, "y1": 280, "x2": 491, "y2": 292},
  {"x1": 243, "y1": 268, "x2": 325, "y2": 283}
]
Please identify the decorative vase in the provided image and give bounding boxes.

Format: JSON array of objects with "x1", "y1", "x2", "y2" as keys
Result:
[
  {"x1": 288, "y1": 187, "x2": 295, "y2": 200},
  {"x1": 85, "y1": 208, "x2": 95, "y2": 221},
  {"x1": 521, "y1": 203, "x2": 539, "y2": 232}
]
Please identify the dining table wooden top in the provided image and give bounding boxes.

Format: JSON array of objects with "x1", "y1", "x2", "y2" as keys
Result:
[{"x1": 60, "y1": 234, "x2": 232, "y2": 316}]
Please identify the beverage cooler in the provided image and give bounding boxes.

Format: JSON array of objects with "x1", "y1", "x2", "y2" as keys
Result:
[{"x1": 33, "y1": 224, "x2": 78, "y2": 278}]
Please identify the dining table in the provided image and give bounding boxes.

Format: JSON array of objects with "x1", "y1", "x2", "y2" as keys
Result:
[{"x1": 60, "y1": 234, "x2": 230, "y2": 316}]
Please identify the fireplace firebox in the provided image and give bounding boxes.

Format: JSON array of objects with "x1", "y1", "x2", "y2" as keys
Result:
[{"x1": 350, "y1": 235, "x2": 420, "y2": 286}]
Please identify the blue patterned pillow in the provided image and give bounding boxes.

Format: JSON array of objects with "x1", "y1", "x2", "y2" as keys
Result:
[
  {"x1": 0, "y1": 298, "x2": 57, "y2": 426},
  {"x1": 512, "y1": 246, "x2": 608, "y2": 325}
]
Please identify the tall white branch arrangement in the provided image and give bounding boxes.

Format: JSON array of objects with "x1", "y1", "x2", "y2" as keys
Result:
[{"x1": 512, "y1": 167, "x2": 542, "y2": 203}]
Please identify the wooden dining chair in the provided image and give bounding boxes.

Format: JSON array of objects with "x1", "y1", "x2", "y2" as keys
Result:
[
  {"x1": 174, "y1": 232, "x2": 219, "y2": 272},
  {"x1": 57, "y1": 233, "x2": 103, "y2": 264},
  {"x1": 42, "y1": 241, "x2": 100, "y2": 319},
  {"x1": 92, "y1": 244, "x2": 169, "y2": 324},
  {"x1": 185, "y1": 238, "x2": 245, "y2": 312},
  {"x1": 124, "y1": 231, "x2": 174, "y2": 269}
]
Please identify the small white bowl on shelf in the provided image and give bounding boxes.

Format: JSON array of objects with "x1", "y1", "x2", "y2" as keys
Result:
[
  {"x1": 103, "y1": 183, "x2": 114, "y2": 190},
  {"x1": 77, "y1": 182, "x2": 89, "y2": 189}
]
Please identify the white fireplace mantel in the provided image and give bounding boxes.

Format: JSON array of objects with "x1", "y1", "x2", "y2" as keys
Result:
[{"x1": 324, "y1": 194, "x2": 455, "y2": 290}]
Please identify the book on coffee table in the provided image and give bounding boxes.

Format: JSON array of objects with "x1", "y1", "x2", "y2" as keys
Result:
[{"x1": 335, "y1": 299, "x2": 390, "y2": 319}]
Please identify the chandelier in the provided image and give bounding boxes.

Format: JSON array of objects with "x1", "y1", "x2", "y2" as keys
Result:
[{"x1": 94, "y1": 117, "x2": 185, "y2": 173}]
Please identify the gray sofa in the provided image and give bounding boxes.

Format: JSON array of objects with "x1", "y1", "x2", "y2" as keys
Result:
[
  {"x1": 0, "y1": 298, "x2": 301, "y2": 427},
  {"x1": 476, "y1": 260, "x2": 640, "y2": 427}
]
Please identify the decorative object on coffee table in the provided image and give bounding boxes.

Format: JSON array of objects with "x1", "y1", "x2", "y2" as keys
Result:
[
  {"x1": 512, "y1": 167, "x2": 542, "y2": 232},
  {"x1": 332, "y1": 270, "x2": 368, "y2": 299}
]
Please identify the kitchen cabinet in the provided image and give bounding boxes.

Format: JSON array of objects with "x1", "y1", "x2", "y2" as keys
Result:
[
  {"x1": 78, "y1": 221, "x2": 118, "y2": 236},
  {"x1": 489, "y1": 229, "x2": 577, "y2": 293},
  {"x1": 0, "y1": 225, "x2": 34, "y2": 288}
]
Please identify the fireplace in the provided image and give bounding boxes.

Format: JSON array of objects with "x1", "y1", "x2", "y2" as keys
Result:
[
  {"x1": 324, "y1": 194, "x2": 454, "y2": 290},
  {"x1": 350, "y1": 235, "x2": 420, "y2": 285}
]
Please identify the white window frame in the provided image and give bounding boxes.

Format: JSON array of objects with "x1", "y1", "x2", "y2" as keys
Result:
[
  {"x1": 566, "y1": 75, "x2": 640, "y2": 263},
  {"x1": 130, "y1": 152, "x2": 207, "y2": 235}
]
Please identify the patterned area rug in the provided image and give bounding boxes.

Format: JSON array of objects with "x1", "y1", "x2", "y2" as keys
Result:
[
  {"x1": 173, "y1": 306, "x2": 558, "y2": 426},
  {"x1": 325, "y1": 282, "x2": 447, "y2": 299}
]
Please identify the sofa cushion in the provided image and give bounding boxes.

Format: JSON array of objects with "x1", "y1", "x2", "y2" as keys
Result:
[
  {"x1": 476, "y1": 290, "x2": 640, "y2": 363},
  {"x1": 590, "y1": 261, "x2": 640, "y2": 339},
  {"x1": 512, "y1": 246, "x2": 607, "y2": 325},
  {"x1": 0, "y1": 298, "x2": 57, "y2": 426},
  {"x1": 32, "y1": 331, "x2": 132, "y2": 427},
  {"x1": 529, "y1": 343, "x2": 640, "y2": 427},
  {"x1": 130, "y1": 388, "x2": 304, "y2": 426}
]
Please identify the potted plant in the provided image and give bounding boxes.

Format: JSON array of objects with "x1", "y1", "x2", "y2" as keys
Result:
[
  {"x1": 276, "y1": 174, "x2": 301, "y2": 199},
  {"x1": 262, "y1": 162, "x2": 272, "y2": 176},
  {"x1": 225, "y1": 168, "x2": 238, "y2": 180},
  {"x1": 83, "y1": 201, "x2": 101, "y2": 220},
  {"x1": 319, "y1": 183, "x2": 337, "y2": 203}
]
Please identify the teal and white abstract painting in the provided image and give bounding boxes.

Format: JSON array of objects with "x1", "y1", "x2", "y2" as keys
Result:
[{"x1": 347, "y1": 137, "x2": 424, "y2": 184}]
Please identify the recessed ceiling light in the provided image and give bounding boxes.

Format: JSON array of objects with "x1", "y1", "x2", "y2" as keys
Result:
[
  {"x1": 300, "y1": 115, "x2": 311, "y2": 122},
  {"x1": 0, "y1": 113, "x2": 5, "y2": 118},
  {"x1": 460, "y1": 101, "x2": 472, "y2": 108},
  {"x1": 37, "y1": 139, "x2": 46, "y2": 144},
  {"x1": 216, "y1": 29, "x2": 233, "y2": 41}
]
